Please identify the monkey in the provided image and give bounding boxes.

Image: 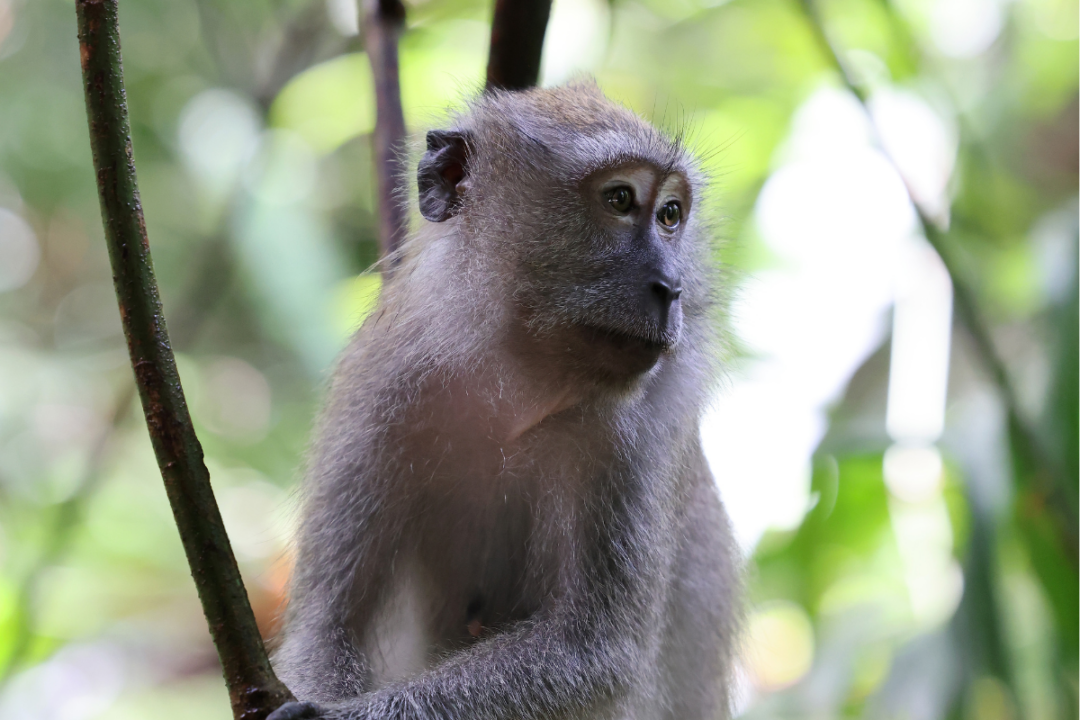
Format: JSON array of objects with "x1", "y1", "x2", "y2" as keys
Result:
[{"x1": 268, "y1": 81, "x2": 741, "y2": 720}]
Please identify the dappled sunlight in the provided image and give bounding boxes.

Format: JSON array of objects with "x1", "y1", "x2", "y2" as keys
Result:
[
  {"x1": 705, "y1": 85, "x2": 916, "y2": 553},
  {"x1": 743, "y1": 601, "x2": 816, "y2": 693}
]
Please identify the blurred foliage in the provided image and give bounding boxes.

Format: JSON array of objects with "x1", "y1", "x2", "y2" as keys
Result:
[{"x1": 0, "y1": 0, "x2": 1075, "y2": 718}]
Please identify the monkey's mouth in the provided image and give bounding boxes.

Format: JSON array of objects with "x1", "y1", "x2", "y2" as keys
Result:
[{"x1": 578, "y1": 324, "x2": 673, "y2": 355}]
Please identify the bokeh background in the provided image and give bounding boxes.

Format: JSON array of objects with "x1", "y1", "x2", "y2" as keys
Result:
[{"x1": 0, "y1": 0, "x2": 1075, "y2": 717}]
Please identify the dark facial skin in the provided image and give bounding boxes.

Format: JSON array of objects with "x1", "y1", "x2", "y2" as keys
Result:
[{"x1": 575, "y1": 164, "x2": 692, "y2": 370}]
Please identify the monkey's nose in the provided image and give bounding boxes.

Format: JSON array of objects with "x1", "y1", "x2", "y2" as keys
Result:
[{"x1": 649, "y1": 278, "x2": 682, "y2": 308}]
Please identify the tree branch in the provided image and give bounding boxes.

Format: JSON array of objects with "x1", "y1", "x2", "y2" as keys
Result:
[
  {"x1": 75, "y1": 1, "x2": 294, "y2": 717},
  {"x1": 798, "y1": 0, "x2": 1078, "y2": 566},
  {"x1": 362, "y1": 0, "x2": 409, "y2": 259},
  {"x1": 485, "y1": 0, "x2": 553, "y2": 91},
  {"x1": 256, "y1": 1, "x2": 342, "y2": 112}
]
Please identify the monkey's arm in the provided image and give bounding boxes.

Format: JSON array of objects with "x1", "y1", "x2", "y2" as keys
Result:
[
  {"x1": 273, "y1": 497, "x2": 406, "y2": 702},
  {"x1": 352, "y1": 607, "x2": 639, "y2": 719},
  {"x1": 275, "y1": 595, "x2": 651, "y2": 720},
  {"x1": 272, "y1": 393, "x2": 411, "y2": 702},
  {"x1": 273, "y1": 484, "x2": 669, "y2": 720}
]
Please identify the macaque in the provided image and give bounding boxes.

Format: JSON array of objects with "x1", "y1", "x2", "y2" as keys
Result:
[{"x1": 270, "y1": 82, "x2": 740, "y2": 720}]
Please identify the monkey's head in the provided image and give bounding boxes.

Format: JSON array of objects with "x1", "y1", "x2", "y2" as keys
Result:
[{"x1": 416, "y1": 83, "x2": 711, "y2": 382}]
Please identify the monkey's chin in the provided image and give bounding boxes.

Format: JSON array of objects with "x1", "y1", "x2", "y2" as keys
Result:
[{"x1": 576, "y1": 323, "x2": 674, "y2": 377}]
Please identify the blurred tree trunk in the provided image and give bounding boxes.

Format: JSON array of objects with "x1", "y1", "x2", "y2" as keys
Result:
[
  {"x1": 486, "y1": 0, "x2": 553, "y2": 90},
  {"x1": 363, "y1": 0, "x2": 409, "y2": 260}
]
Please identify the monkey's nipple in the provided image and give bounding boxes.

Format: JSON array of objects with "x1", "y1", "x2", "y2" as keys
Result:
[{"x1": 466, "y1": 595, "x2": 486, "y2": 638}]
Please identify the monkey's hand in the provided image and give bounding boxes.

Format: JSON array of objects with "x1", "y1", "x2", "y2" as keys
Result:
[
  {"x1": 268, "y1": 700, "x2": 375, "y2": 720},
  {"x1": 267, "y1": 701, "x2": 323, "y2": 720}
]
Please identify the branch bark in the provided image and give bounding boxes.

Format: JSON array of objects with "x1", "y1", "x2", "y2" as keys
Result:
[
  {"x1": 485, "y1": 0, "x2": 553, "y2": 91},
  {"x1": 362, "y1": 0, "x2": 409, "y2": 259},
  {"x1": 75, "y1": 1, "x2": 294, "y2": 717}
]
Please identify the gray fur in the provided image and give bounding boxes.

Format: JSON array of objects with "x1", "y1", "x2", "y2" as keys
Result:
[{"x1": 270, "y1": 82, "x2": 741, "y2": 720}]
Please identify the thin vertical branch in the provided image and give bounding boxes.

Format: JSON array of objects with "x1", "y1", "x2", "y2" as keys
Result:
[
  {"x1": 74, "y1": 1, "x2": 294, "y2": 718},
  {"x1": 798, "y1": 0, "x2": 1078, "y2": 566},
  {"x1": 362, "y1": 0, "x2": 409, "y2": 259},
  {"x1": 486, "y1": 0, "x2": 553, "y2": 91}
]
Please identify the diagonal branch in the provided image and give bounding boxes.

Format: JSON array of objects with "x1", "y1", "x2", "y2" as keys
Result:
[
  {"x1": 799, "y1": 0, "x2": 1078, "y2": 567},
  {"x1": 485, "y1": 0, "x2": 553, "y2": 91},
  {"x1": 362, "y1": 0, "x2": 409, "y2": 260},
  {"x1": 75, "y1": 1, "x2": 294, "y2": 718},
  {"x1": 257, "y1": 1, "x2": 337, "y2": 111}
]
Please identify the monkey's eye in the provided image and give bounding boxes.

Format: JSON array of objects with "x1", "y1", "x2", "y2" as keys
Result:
[
  {"x1": 607, "y1": 187, "x2": 634, "y2": 214},
  {"x1": 657, "y1": 201, "x2": 681, "y2": 229}
]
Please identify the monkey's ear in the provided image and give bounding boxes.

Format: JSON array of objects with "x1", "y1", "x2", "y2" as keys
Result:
[{"x1": 418, "y1": 130, "x2": 471, "y2": 222}]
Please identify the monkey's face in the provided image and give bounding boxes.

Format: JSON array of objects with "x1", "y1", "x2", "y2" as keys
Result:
[
  {"x1": 536, "y1": 161, "x2": 692, "y2": 377},
  {"x1": 417, "y1": 120, "x2": 701, "y2": 382}
]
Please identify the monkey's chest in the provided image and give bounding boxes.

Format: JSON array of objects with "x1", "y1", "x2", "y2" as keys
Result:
[
  {"x1": 360, "y1": 428, "x2": 580, "y2": 685},
  {"x1": 414, "y1": 455, "x2": 552, "y2": 634},
  {"x1": 361, "y1": 491, "x2": 545, "y2": 688}
]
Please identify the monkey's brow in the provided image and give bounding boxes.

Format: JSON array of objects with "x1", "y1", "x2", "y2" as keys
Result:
[{"x1": 579, "y1": 154, "x2": 686, "y2": 185}]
